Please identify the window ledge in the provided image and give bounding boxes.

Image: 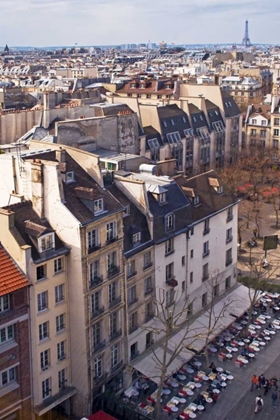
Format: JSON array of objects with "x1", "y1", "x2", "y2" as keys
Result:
[
  {"x1": 0, "y1": 340, "x2": 17, "y2": 355},
  {"x1": 0, "y1": 382, "x2": 19, "y2": 398},
  {"x1": 37, "y1": 308, "x2": 50, "y2": 316}
]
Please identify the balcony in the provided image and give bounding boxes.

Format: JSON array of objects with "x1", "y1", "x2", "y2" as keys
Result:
[
  {"x1": 89, "y1": 275, "x2": 103, "y2": 289},
  {"x1": 166, "y1": 277, "x2": 178, "y2": 288},
  {"x1": 130, "y1": 351, "x2": 140, "y2": 361},
  {"x1": 109, "y1": 296, "x2": 121, "y2": 308},
  {"x1": 106, "y1": 236, "x2": 118, "y2": 246},
  {"x1": 128, "y1": 297, "x2": 138, "y2": 306},
  {"x1": 226, "y1": 236, "x2": 233, "y2": 244},
  {"x1": 226, "y1": 258, "x2": 233, "y2": 267},
  {"x1": 91, "y1": 306, "x2": 105, "y2": 320},
  {"x1": 109, "y1": 329, "x2": 122, "y2": 342},
  {"x1": 94, "y1": 372, "x2": 108, "y2": 386},
  {"x1": 202, "y1": 274, "x2": 209, "y2": 282},
  {"x1": 93, "y1": 339, "x2": 106, "y2": 353},
  {"x1": 144, "y1": 288, "x2": 153, "y2": 296},
  {"x1": 127, "y1": 271, "x2": 137, "y2": 280},
  {"x1": 107, "y1": 266, "x2": 120, "y2": 279},
  {"x1": 145, "y1": 313, "x2": 154, "y2": 323},
  {"x1": 111, "y1": 360, "x2": 123, "y2": 374},
  {"x1": 143, "y1": 262, "x2": 153, "y2": 271},
  {"x1": 129, "y1": 324, "x2": 139, "y2": 334},
  {"x1": 88, "y1": 244, "x2": 101, "y2": 255}
]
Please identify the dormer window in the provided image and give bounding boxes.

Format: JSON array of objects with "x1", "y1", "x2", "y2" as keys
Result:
[
  {"x1": 132, "y1": 232, "x2": 141, "y2": 247},
  {"x1": 66, "y1": 171, "x2": 75, "y2": 183},
  {"x1": 39, "y1": 233, "x2": 55, "y2": 253},
  {"x1": 123, "y1": 205, "x2": 130, "y2": 217},
  {"x1": 159, "y1": 192, "x2": 166, "y2": 203},
  {"x1": 193, "y1": 196, "x2": 200, "y2": 206},
  {"x1": 217, "y1": 186, "x2": 224, "y2": 194},
  {"x1": 166, "y1": 214, "x2": 174, "y2": 231},
  {"x1": 94, "y1": 198, "x2": 104, "y2": 215},
  {"x1": 130, "y1": 83, "x2": 136, "y2": 88}
]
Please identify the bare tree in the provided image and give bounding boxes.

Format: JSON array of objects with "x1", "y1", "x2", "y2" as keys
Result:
[{"x1": 201, "y1": 270, "x2": 235, "y2": 368}]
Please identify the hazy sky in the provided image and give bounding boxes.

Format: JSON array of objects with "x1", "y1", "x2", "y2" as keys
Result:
[{"x1": 0, "y1": 0, "x2": 279, "y2": 47}]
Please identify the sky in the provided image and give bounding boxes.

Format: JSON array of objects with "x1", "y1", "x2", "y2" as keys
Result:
[{"x1": 0, "y1": 0, "x2": 279, "y2": 47}]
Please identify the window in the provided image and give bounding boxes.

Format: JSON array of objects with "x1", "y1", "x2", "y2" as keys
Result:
[
  {"x1": 89, "y1": 260, "x2": 101, "y2": 285},
  {"x1": 145, "y1": 302, "x2": 153, "y2": 321},
  {"x1": 166, "y1": 289, "x2": 174, "y2": 307},
  {"x1": 144, "y1": 251, "x2": 152, "y2": 268},
  {"x1": 202, "y1": 292, "x2": 207, "y2": 307},
  {"x1": 55, "y1": 284, "x2": 64, "y2": 303},
  {"x1": 111, "y1": 344, "x2": 119, "y2": 368},
  {"x1": 213, "y1": 284, "x2": 219, "y2": 297},
  {"x1": 273, "y1": 139, "x2": 279, "y2": 149},
  {"x1": 137, "y1": 94, "x2": 142, "y2": 98},
  {"x1": 37, "y1": 291, "x2": 48, "y2": 312},
  {"x1": 129, "y1": 311, "x2": 138, "y2": 333},
  {"x1": 106, "y1": 221, "x2": 117, "y2": 242},
  {"x1": 182, "y1": 281, "x2": 185, "y2": 292},
  {"x1": 165, "y1": 238, "x2": 174, "y2": 255},
  {"x1": 37, "y1": 265, "x2": 47, "y2": 281},
  {"x1": 39, "y1": 322, "x2": 49, "y2": 341},
  {"x1": 227, "y1": 207, "x2": 233, "y2": 222},
  {"x1": 128, "y1": 286, "x2": 137, "y2": 305},
  {"x1": 190, "y1": 272, "x2": 193, "y2": 284},
  {"x1": 93, "y1": 321, "x2": 101, "y2": 347},
  {"x1": 274, "y1": 129, "x2": 279, "y2": 136},
  {"x1": 132, "y1": 232, "x2": 141, "y2": 247},
  {"x1": 251, "y1": 129, "x2": 257, "y2": 136},
  {"x1": 261, "y1": 120, "x2": 266, "y2": 126},
  {"x1": 226, "y1": 248, "x2": 232, "y2": 266},
  {"x1": 225, "y1": 276, "x2": 231, "y2": 290},
  {"x1": 127, "y1": 260, "x2": 136, "y2": 277},
  {"x1": 260, "y1": 130, "x2": 266, "y2": 137},
  {"x1": 274, "y1": 118, "x2": 280, "y2": 126},
  {"x1": 226, "y1": 228, "x2": 233, "y2": 243},
  {"x1": 110, "y1": 311, "x2": 118, "y2": 336},
  {"x1": 144, "y1": 277, "x2": 153, "y2": 294},
  {"x1": 109, "y1": 282, "x2": 117, "y2": 304},
  {"x1": 202, "y1": 263, "x2": 209, "y2": 281},
  {"x1": 146, "y1": 94, "x2": 151, "y2": 99},
  {"x1": 107, "y1": 251, "x2": 118, "y2": 273},
  {"x1": 0, "y1": 295, "x2": 9, "y2": 313},
  {"x1": 57, "y1": 341, "x2": 66, "y2": 361},
  {"x1": 39, "y1": 234, "x2": 54, "y2": 252},
  {"x1": 182, "y1": 116, "x2": 187, "y2": 123},
  {"x1": 40, "y1": 349, "x2": 50, "y2": 370},
  {"x1": 157, "y1": 95, "x2": 162, "y2": 99},
  {"x1": 130, "y1": 342, "x2": 138, "y2": 360},
  {"x1": 193, "y1": 196, "x2": 200, "y2": 206},
  {"x1": 123, "y1": 205, "x2": 130, "y2": 217},
  {"x1": 1, "y1": 367, "x2": 15, "y2": 388},
  {"x1": 251, "y1": 119, "x2": 257, "y2": 125},
  {"x1": 94, "y1": 199, "x2": 104, "y2": 215},
  {"x1": 203, "y1": 218, "x2": 210, "y2": 234},
  {"x1": 56, "y1": 314, "x2": 65, "y2": 332},
  {"x1": 91, "y1": 281, "x2": 102, "y2": 308},
  {"x1": 190, "y1": 249, "x2": 194, "y2": 258},
  {"x1": 182, "y1": 256, "x2": 185, "y2": 266},
  {"x1": 184, "y1": 128, "x2": 194, "y2": 138},
  {"x1": 166, "y1": 214, "x2": 174, "y2": 231},
  {"x1": 203, "y1": 241, "x2": 209, "y2": 257},
  {"x1": 54, "y1": 258, "x2": 63, "y2": 273},
  {"x1": 58, "y1": 369, "x2": 67, "y2": 389},
  {"x1": 94, "y1": 355, "x2": 103, "y2": 378},
  {"x1": 88, "y1": 229, "x2": 99, "y2": 251},
  {"x1": 0, "y1": 325, "x2": 14, "y2": 344},
  {"x1": 166, "y1": 262, "x2": 174, "y2": 281},
  {"x1": 42, "y1": 378, "x2": 51, "y2": 399}
]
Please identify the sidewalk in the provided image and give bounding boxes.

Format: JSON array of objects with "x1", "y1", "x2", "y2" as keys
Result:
[{"x1": 197, "y1": 308, "x2": 280, "y2": 420}]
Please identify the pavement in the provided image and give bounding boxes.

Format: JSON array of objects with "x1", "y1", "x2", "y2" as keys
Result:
[{"x1": 200, "y1": 326, "x2": 280, "y2": 420}]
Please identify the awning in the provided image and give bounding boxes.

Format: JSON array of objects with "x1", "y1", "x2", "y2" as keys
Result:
[
  {"x1": 88, "y1": 411, "x2": 117, "y2": 420},
  {"x1": 131, "y1": 284, "x2": 255, "y2": 382}
]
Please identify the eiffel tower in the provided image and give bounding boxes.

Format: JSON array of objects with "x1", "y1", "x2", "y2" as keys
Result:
[{"x1": 242, "y1": 20, "x2": 252, "y2": 47}]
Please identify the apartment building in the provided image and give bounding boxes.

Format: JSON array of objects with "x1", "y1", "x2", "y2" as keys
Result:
[
  {"x1": 244, "y1": 105, "x2": 271, "y2": 149},
  {"x1": 0, "y1": 203, "x2": 72, "y2": 420},
  {"x1": 174, "y1": 170, "x2": 239, "y2": 312},
  {"x1": 0, "y1": 245, "x2": 31, "y2": 420},
  {"x1": 271, "y1": 96, "x2": 280, "y2": 151}
]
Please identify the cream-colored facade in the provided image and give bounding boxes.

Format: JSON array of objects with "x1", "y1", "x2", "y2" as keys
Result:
[{"x1": 0, "y1": 209, "x2": 72, "y2": 420}]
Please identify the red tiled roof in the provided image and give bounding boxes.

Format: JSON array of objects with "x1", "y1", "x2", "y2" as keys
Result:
[{"x1": 0, "y1": 245, "x2": 29, "y2": 296}]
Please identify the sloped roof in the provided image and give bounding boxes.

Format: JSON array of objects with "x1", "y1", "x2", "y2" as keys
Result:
[{"x1": 0, "y1": 245, "x2": 29, "y2": 296}]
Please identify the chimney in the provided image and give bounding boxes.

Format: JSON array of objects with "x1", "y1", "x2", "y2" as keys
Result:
[
  {"x1": 31, "y1": 161, "x2": 44, "y2": 218},
  {"x1": 0, "y1": 208, "x2": 15, "y2": 230},
  {"x1": 56, "y1": 147, "x2": 66, "y2": 164}
]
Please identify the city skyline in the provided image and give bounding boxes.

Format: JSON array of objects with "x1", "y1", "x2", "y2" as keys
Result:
[{"x1": 0, "y1": 0, "x2": 279, "y2": 47}]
